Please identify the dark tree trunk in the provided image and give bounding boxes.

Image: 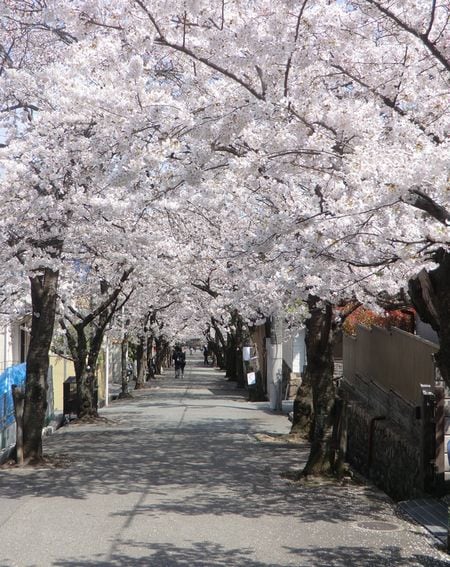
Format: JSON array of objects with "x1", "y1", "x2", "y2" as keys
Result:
[
  {"x1": 119, "y1": 334, "x2": 132, "y2": 398},
  {"x1": 75, "y1": 328, "x2": 89, "y2": 417},
  {"x1": 224, "y1": 311, "x2": 248, "y2": 387},
  {"x1": 154, "y1": 336, "x2": 170, "y2": 375},
  {"x1": 225, "y1": 330, "x2": 238, "y2": 381},
  {"x1": 211, "y1": 318, "x2": 226, "y2": 369},
  {"x1": 234, "y1": 312, "x2": 249, "y2": 388},
  {"x1": 79, "y1": 367, "x2": 98, "y2": 418},
  {"x1": 290, "y1": 369, "x2": 314, "y2": 439},
  {"x1": 79, "y1": 323, "x2": 105, "y2": 418},
  {"x1": 61, "y1": 275, "x2": 132, "y2": 417},
  {"x1": 12, "y1": 385, "x2": 25, "y2": 465},
  {"x1": 409, "y1": 249, "x2": 450, "y2": 387},
  {"x1": 64, "y1": 321, "x2": 99, "y2": 419},
  {"x1": 246, "y1": 330, "x2": 266, "y2": 402},
  {"x1": 22, "y1": 268, "x2": 60, "y2": 463},
  {"x1": 302, "y1": 296, "x2": 338, "y2": 477},
  {"x1": 146, "y1": 335, "x2": 155, "y2": 379},
  {"x1": 154, "y1": 336, "x2": 163, "y2": 375},
  {"x1": 135, "y1": 335, "x2": 147, "y2": 389}
]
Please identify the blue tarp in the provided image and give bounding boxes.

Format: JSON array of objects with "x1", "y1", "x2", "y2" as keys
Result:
[{"x1": 0, "y1": 363, "x2": 26, "y2": 428}]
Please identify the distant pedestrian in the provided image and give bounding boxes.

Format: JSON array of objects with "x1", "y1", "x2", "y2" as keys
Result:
[
  {"x1": 172, "y1": 346, "x2": 185, "y2": 379},
  {"x1": 203, "y1": 345, "x2": 209, "y2": 366},
  {"x1": 181, "y1": 348, "x2": 186, "y2": 377}
]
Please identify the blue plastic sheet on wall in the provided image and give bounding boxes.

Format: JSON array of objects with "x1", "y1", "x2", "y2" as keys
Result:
[{"x1": 0, "y1": 363, "x2": 26, "y2": 428}]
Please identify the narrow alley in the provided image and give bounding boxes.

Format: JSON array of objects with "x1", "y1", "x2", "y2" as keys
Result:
[{"x1": 0, "y1": 354, "x2": 447, "y2": 566}]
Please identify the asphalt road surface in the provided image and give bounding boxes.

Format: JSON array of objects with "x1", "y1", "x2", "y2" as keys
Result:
[{"x1": 0, "y1": 354, "x2": 448, "y2": 566}]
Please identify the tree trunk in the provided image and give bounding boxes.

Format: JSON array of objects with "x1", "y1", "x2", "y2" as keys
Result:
[
  {"x1": 146, "y1": 335, "x2": 155, "y2": 379},
  {"x1": 225, "y1": 311, "x2": 248, "y2": 387},
  {"x1": 246, "y1": 331, "x2": 266, "y2": 402},
  {"x1": 211, "y1": 318, "x2": 226, "y2": 368},
  {"x1": 135, "y1": 335, "x2": 147, "y2": 389},
  {"x1": 290, "y1": 370, "x2": 314, "y2": 439},
  {"x1": 156, "y1": 339, "x2": 171, "y2": 372},
  {"x1": 225, "y1": 331, "x2": 238, "y2": 381},
  {"x1": 302, "y1": 296, "x2": 338, "y2": 477},
  {"x1": 409, "y1": 249, "x2": 450, "y2": 387},
  {"x1": 235, "y1": 312, "x2": 249, "y2": 388},
  {"x1": 74, "y1": 327, "x2": 88, "y2": 417},
  {"x1": 78, "y1": 367, "x2": 98, "y2": 418},
  {"x1": 78, "y1": 325, "x2": 105, "y2": 418},
  {"x1": 12, "y1": 385, "x2": 25, "y2": 466},
  {"x1": 154, "y1": 336, "x2": 163, "y2": 375},
  {"x1": 22, "y1": 268, "x2": 60, "y2": 463},
  {"x1": 119, "y1": 335, "x2": 132, "y2": 398},
  {"x1": 61, "y1": 278, "x2": 129, "y2": 418}
]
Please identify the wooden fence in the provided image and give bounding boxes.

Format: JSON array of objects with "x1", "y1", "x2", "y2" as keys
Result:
[{"x1": 344, "y1": 325, "x2": 438, "y2": 405}]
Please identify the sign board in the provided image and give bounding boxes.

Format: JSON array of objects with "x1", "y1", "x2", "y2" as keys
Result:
[
  {"x1": 247, "y1": 372, "x2": 256, "y2": 386},
  {"x1": 243, "y1": 346, "x2": 251, "y2": 361}
]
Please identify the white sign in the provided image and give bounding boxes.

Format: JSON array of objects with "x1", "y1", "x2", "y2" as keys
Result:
[
  {"x1": 243, "y1": 346, "x2": 251, "y2": 361},
  {"x1": 247, "y1": 372, "x2": 256, "y2": 386}
]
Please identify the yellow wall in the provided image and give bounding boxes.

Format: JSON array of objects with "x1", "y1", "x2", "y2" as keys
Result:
[
  {"x1": 49, "y1": 355, "x2": 75, "y2": 412},
  {"x1": 97, "y1": 350, "x2": 106, "y2": 407},
  {"x1": 49, "y1": 354, "x2": 107, "y2": 412}
]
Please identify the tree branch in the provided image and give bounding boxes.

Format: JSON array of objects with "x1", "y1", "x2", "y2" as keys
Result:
[
  {"x1": 133, "y1": 0, "x2": 265, "y2": 100},
  {"x1": 284, "y1": 0, "x2": 309, "y2": 97},
  {"x1": 363, "y1": 0, "x2": 450, "y2": 72},
  {"x1": 403, "y1": 187, "x2": 450, "y2": 225}
]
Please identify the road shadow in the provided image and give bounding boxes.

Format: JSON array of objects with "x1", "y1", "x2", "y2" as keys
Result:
[{"x1": 1, "y1": 368, "x2": 441, "y2": 566}]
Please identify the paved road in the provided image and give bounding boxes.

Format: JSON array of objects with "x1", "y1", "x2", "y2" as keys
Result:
[{"x1": 0, "y1": 354, "x2": 448, "y2": 566}]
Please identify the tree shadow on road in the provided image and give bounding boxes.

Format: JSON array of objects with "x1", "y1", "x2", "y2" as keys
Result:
[
  {"x1": 283, "y1": 544, "x2": 450, "y2": 566},
  {"x1": 0, "y1": 417, "x2": 406, "y2": 526},
  {"x1": 0, "y1": 379, "x2": 446, "y2": 566},
  {"x1": 0, "y1": 418, "x2": 385, "y2": 522},
  {"x1": 54, "y1": 540, "x2": 275, "y2": 566},
  {"x1": 52, "y1": 540, "x2": 450, "y2": 567}
]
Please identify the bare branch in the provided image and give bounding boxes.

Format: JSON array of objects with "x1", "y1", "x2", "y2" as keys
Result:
[
  {"x1": 255, "y1": 65, "x2": 267, "y2": 99},
  {"x1": 133, "y1": 0, "x2": 164, "y2": 37},
  {"x1": 133, "y1": 0, "x2": 265, "y2": 100},
  {"x1": 363, "y1": 0, "x2": 450, "y2": 72},
  {"x1": 425, "y1": 0, "x2": 438, "y2": 38},
  {"x1": 284, "y1": 0, "x2": 309, "y2": 97},
  {"x1": 330, "y1": 63, "x2": 442, "y2": 144},
  {"x1": 1, "y1": 102, "x2": 39, "y2": 113}
]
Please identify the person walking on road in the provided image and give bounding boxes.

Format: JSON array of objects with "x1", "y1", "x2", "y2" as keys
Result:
[
  {"x1": 203, "y1": 344, "x2": 209, "y2": 366},
  {"x1": 172, "y1": 346, "x2": 186, "y2": 379},
  {"x1": 181, "y1": 347, "x2": 187, "y2": 377}
]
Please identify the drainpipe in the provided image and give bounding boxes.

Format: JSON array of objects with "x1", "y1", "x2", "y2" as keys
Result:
[{"x1": 368, "y1": 416, "x2": 386, "y2": 470}]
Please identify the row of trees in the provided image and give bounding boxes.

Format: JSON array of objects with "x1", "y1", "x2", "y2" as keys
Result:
[{"x1": 0, "y1": 1, "x2": 448, "y2": 471}]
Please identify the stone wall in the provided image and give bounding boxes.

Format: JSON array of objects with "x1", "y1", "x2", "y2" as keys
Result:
[
  {"x1": 341, "y1": 374, "x2": 428, "y2": 501},
  {"x1": 345, "y1": 398, "x2": 423, "y2": 501}
]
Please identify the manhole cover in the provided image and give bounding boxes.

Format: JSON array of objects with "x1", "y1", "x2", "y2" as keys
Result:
[{"x1": 356, "y1": 521, "x2": 400, "y2": 532}]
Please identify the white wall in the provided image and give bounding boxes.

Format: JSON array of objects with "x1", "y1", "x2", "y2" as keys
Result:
[
  {"x1": 292, "y1": 328, "x2": 307, "y2": 374},
  {"x1": 266, "y1": 315, "x2": 283, "y2": 411}
]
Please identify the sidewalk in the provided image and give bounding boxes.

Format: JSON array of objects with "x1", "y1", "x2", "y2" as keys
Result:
[{"x1": 0, "y1": 355, "x2": 449, "y2": 566}]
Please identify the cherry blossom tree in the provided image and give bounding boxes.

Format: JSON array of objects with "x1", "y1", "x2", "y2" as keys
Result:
[
  {"x1": 1, "y1": 0, "x2": 448, "y2": 474},
  {"x1": 103, "y1": 0, "x2": 448, "y2": 475},
  {"x1": 0, "y1": 4, "x2": 194, "y2": 460}
]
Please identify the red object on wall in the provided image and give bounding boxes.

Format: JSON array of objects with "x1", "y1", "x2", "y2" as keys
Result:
[{"x1": 342, "y1": 306, "x2": 415, "y2": 336}]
